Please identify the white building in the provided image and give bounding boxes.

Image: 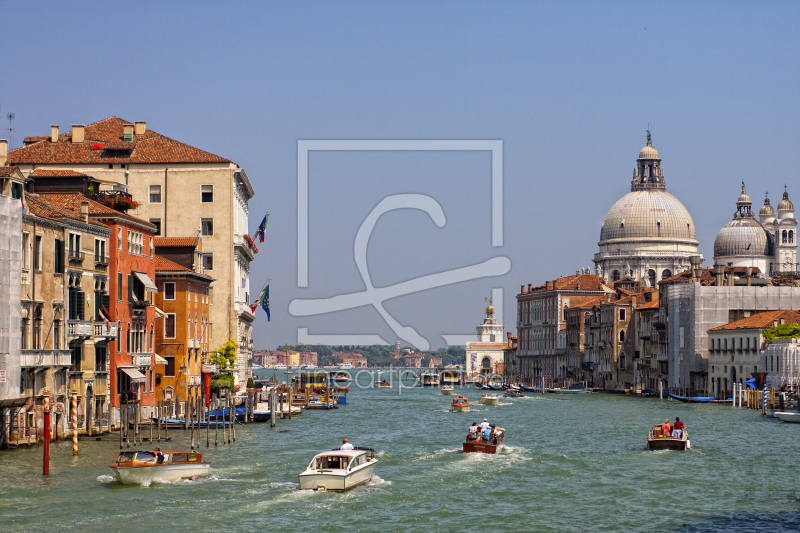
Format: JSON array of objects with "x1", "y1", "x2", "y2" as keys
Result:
[
  {"x1": 760, "y1": 338, "x2": 800, "y2": 389},
  {"x1": 594, "y1": 132, "x2": 702, "y2": 287},
  {"x1": 466, "y1": 304, "x2": 506, "y2": 377}
]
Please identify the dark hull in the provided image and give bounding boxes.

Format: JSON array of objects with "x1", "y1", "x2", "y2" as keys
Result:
[
  {"x1": 647, "y1": 438, "x2": 689, "y2": 451},
  {"x1": 667, "y1": 392, "x2": 715, "y2": 403},
  {"x1": 463, "y1": 436, "x2": 505, "y2": 454}
]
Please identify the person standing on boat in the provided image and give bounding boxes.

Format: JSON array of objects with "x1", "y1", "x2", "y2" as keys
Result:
[
  {"x1": 673, "y1": 417, "x2": 684, "y2": 437},
  {"x1": 340, "y1": 438, "x2": 355, "y2": 450},
  {"x1": 479, "y1": 418, "x2": 491, "y2": 432},
  {"x1": 467, "y1": 423, "x2": 479, "y2": 441},
  {"x1": 662, "y1": 419, "x2": 671, "y2": 437}
]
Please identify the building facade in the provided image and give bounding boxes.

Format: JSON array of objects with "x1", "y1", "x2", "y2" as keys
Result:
[{"x1": 466, "y1": 304, "x2": 507, "y2": 377}]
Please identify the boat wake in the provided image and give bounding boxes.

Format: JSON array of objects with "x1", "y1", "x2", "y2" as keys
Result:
[
  {"x1": 376, "y1": 450, "x2": 391, "y2": 458},
  {"x1": 96, "y1": 475, "x2": 115, "y2": 484},
  {"x1": 415, "y1": 447, "x2": 462, "y2": 461},
  {"x1": 497, "y1": 401, "x2": 513, "y2": 406},
  {"x1": 368, "y1": 474, "x2": 392, "y2": 486}
]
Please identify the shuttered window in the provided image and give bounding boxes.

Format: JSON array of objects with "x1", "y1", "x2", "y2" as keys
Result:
[{"x1": 54, "y1": 239, "x2": 65, "y2": 273}]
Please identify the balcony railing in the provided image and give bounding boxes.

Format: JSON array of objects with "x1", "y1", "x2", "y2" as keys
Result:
[
  {"x1": 68, "y1": 250, "x2": 85, "y2": 262},
  {"x1": 93, "y1": 322, "x2": 117, "y2": 338},
  {"x1": 133, "y1": 353, "x2": 153, "y2": 367},
  {"x1": 68, "y1": 320, "x2": 92, "y2": 338},
  {"x1": 94, "y1": 255, "x2": 110, "y2": 266},
  {"x1": 20, "y1": 350, "x2": 72, "y2": 367},
  {"x1": 639, "y1": 331, "x2": 651, "y2": 339}
]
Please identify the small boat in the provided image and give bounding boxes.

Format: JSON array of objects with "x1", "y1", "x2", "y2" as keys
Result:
[
  {"x1": 463, "y1": 427, "x2": 506, "y2": 454},
  {"x1": 274, "y1": 363, "x2": 288, "y2": 370},
  {"x1": 109, "y1": 450, "x2": 210, "y2": 484},
  {"x1": 504, "y1": 388, "x2": 523, "y2": 398},
  {"x1": 480, "y1": 393, "x2": 499, "y2": 405},
  {"x1": 374, "y1": 379, "x2": 391, "y2": 387},
  {"x1": 331, "y1": 371, "x2": 350, "y2": 383},
  {"x1": 419, "y1": 372, "x2": 440, "y2": 387},
  {"x1": 645, "y1": 424, "x2": 690, "y2": 451},
  {"x1": 339, "y1": 362, "x2": 354, "y2": 370},
  {"x1": 775, "y1": 411, "x2": 800, "y2": 423},
  {"x1": 546, "y1": 388, "x2": 563, "y2": 394},
  {"x1": 441, "y1": 385, "x2": 455, "y2": 395},
  {"x1": 667, "y1": 392, "x2": 715, "y2": 403},
  {"x1": 298, "y1": 447, "x2": 378, "y2": 492},
  {"x1": 452, "y1": 396, "x2": 471, "y2": 412},
  {"x1": 561, "y1": 388, "x2": 592, "y2": 395},
  {"x1": 519, "y1": 385, "x2": 543, "y2": 393}
]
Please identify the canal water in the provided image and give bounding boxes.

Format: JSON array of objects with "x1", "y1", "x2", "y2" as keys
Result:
[{"x1": 2, "y1": 370, "x2": 800, "y2": 532}]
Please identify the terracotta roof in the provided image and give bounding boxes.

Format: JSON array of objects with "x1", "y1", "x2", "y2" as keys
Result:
[
  {"x1": 8, "y1": 117, "x2": 231, "y2": 165},
  {"x1": 521, "y1": 273, "x2": 607, "y2": 295},
  {"x1": 40, "y1": 193, "x2": 123, "y2": 216},
  {"x1": 709, "y1": 310, "x2": 800, "y2": 332},
  {"x1": 635, "y1": 297, "x2": 660, "y2": 310},
  {"x1": 155, "y1": 255, "x2": 192, "y2": 272},
  {"x1": 567, "y1": 295, "x2": 608, "y2": 310},
  {"x1": 154, "y1": 237, "x2": 197, "y2": 247},
  {"x1": 29, "y1": 169, "x2": 90, "y2": 178},
  {"x1": 0, "y1": 166, "x2": 22, "y2": 177},
  {"x1": 26, "y1": 195, "x2": 109, "y2": 229}
]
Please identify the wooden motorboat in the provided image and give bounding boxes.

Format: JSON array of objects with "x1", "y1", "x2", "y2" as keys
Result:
[
  {"x1": 504, "y1": 388, "x2": 523, "y2": 398},
  {"x1": 298, "y1": 447, "x2": 377, "y2": 492},
  {"x1": 331, "y1": 371, "x2": 350, "y2": 383},
  {"x1": 645, "y1": 424, "x2": 690, "y2": 450},
  {"x1": 374, "y1": 379, "x2": 391, "y2": 387},
  {"x1": 452, "y1": 396, "x2": 471, "y2": 412},
  {"x1": 109, "y1": 450, "x2": 210, "y2": 484},
  {"x1": 775, "y1": 411, "x2": 800, "y2": 423},
  {"x1": 463, "y1": 427, "x2": 506, "y2": 454},
  {"x1": 441, "y1": 385, "x2": 455, "y2": 395},
  {"x1": 480, "y1": 393, "x2": 499, "y2": 405}
]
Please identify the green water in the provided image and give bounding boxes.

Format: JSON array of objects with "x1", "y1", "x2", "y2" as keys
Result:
[{"x1": 2, "y1": 373, "x2": 799, "y2": 532}]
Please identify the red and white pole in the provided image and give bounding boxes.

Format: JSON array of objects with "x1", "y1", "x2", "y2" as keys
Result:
[
  {"x1": 43, "y1": 392, "x2": 50, "y2": 475},
  {"x1": 71, "y1": 389, "x2": 78, "y2": 455}
]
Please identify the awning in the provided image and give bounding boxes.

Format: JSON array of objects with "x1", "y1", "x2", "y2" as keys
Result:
[
  {"x1": 154, "y1": 306, "x2": 165, "y2": 318},
  {"x1": 154, "y1": 354, "x2": 168, "y2": 365},
  {"x1": 121, "y1": 367, "x2": 147, "y2": 383},
  {"x1": 133, "y1": 271, "x2": 158, "y2": 293}
]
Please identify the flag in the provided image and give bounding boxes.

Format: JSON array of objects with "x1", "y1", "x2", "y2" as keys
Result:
[
  {"x1": 254, "y1": 214, "x2": 268, "y2": 243},
  {"x1": 261, "y1": 284, "x2": 270, "y2": 321}
]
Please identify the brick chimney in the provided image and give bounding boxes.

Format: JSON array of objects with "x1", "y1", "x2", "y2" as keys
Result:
[
  {"x1": 51, "y1": 125, "x2": 59, "y2": 143},
  {"x1": 134, "y1": 121, "x2": 146, "y2": 135},
  {"x1": 0, "y1": 139, "x2": 7, "y2": 167},
  {"x1": 72, "y1": 125, "x2": 85, "y2": 144},
  {"x1": 80, "y1": 200, "x2": 89, "y2": 223}
]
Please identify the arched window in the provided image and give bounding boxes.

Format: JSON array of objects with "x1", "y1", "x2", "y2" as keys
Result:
[
  {"x1": 790, "y1": 230, "x2": 794, "y2": 244},
  {"x1": 783, "y1": 230, "x2": 788, "y2": 244},
  {"x1": 613, "y1": 270, "x2": 620, "y2": 281},
  {"x1": 648, "y1": 269, "x2": 656, "y2": 288},
  {"x1": 619, "y1": 330, "x2": 625, "y2": 342},
  {"x1": 662, "y1": 269, "x2": 672, "y2": 280}
]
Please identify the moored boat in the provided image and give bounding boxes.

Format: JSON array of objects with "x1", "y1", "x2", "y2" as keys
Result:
[
  {"x1": 775, "y1": 411, "x2": 800, "y2": 423},
  {"x1": 441, "y1": 385, "x2": 454, "y2": 395},
  {"x1": 420, "y1": 372, "x2": 440, "y2": 387},
  {"x1": 452, "y1": 395, "x2": 471, "y2": 412},
  {"x1": 667, "y1": 392, "x2": 715, "y2": 403},
  {"x1": 298, "y1": 447, "x2": 378, "y2": 492},
  {"x1": 463, "y1": 427, "x2": 506, "y2": 454},
  {"x1": 561, "y1": 388, "x2": 592, "y2": 394},
  {"x1": 645, "y1": 423, "x2": 690, "y2": 450},
  {"x1": 109, "y1": 450, "x2": 210, "y2": 484},
  {"x1": 480, "y1": 393, "x2": 499, "y2": 405}
]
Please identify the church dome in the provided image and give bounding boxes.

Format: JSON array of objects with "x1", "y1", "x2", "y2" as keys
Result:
[
  {"x1": 714, "y1": 217, "x2": 773, "y2": 258},
  {"x1": 600, "y1": 190, "x2": 698, "y2": 244},
  {"x1": 778, "y1": 190, "x2": 794, "y2": 213},
  {"x1": 760, "y1": 195, "x2": 775, "y2": 217},
  {"x1": 638, "y1": 144, "x2": 660, "y2": 160}
]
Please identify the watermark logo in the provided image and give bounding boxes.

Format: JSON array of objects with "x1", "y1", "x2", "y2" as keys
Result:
[{"x1": 289, "y1": 140, "x2": 509, "y2": 350}]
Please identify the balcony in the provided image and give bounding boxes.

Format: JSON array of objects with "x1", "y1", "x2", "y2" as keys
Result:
[
  {"x1": 233, "y1": 236, "x2": 255, "y2": 262},
  {"x1": 20, "y1": 350, "x2": 71, "y2": 367},
  {"x1": 639, "y1": 331, "x2": 651, "y2": 339},
  {"x1": 68, "y1": 250, "x2": 85, "y2": 263},
  {"x1": 94, "y1": 255, "x2": 109, "y2": 267},
  {"x1": 133, "y1": 353, "x2": 153, "y2": 367},
  {"x1": 68, "y1": 320, "x2": 92, "y2": 338},
  {"x1": 94, "y1": 322, "x2": 117, "y2": 338}
]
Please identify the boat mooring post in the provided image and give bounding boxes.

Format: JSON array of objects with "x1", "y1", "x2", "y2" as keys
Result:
[
  {"x1": 120, "y1": 405, "x2": 124, "y2": 449},
  {"x1": 43, "y1": 393, "x2": 50, "y2": 475},
  {"x1": 71, "y1": 388, "x2": 78, "y2": 455},
  {"x1": 157, "y1": 401, "x2": 161, "y2": 443},
  {"x1": 270, "y1": 389, "x2": 276, "y2": 428},
  {"x1": 206, "y1": 393, "x2": 210, "y2": 449},
  {"x1": 231, "y1": 395, "x2": 236, "y2": 442},
  {"x1": 659, "y1": 381, "x2": 663, "y2": 402}
]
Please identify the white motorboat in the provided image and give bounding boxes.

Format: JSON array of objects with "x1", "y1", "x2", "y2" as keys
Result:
[
  {"x1": 298, "y1": 447, "x2": 377, "y2": 492},
  {"x1": 775, "y1": 411, "x2": 800, "y2": 423},
  {"x1": 480, "y1": 393, "x2": 500, "y2": 405},
  {"x1": 109, "y1": 450, "x2": 210, "y2": 484},
  {"x1": 441, "y1": 385, "x2": 454, "y2": 395},
  {"x1": 339, "y1": 362, "x2": 354, "y2": 370},
  {"x1": 274, "y1": 363, "x2": 288, "y2": 370}
]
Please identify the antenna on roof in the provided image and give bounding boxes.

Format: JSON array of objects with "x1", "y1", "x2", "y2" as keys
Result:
[{"x1": 6, "y1": 112, "x2": 15, "y2": 148}]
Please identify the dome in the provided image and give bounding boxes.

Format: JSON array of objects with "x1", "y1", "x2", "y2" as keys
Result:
[
  {"x1": 778, "y1": 190, "x2": 794, "y2": 212},
  {"x1": 600, "y1": 190, "x2": 698, "y2": 244},
  {"x1": 759, "y1": 196, "x2": 775, "y2": 218},
  {"x1": 638, "y1": 145, "x2": 659, "y2": 159},
  {"x1": 714, "y1": 217, "x2": 773, "y2": 258}
]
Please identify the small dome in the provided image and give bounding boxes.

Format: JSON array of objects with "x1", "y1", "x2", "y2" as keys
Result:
[
  {"x1": 737, "y1": 183, "x2": 751, "y2": 206},
  {"x1": 714, "y1": 218, "x2": 773, "y2": 258},
  {"x1": 486, "y1": 305, "x2": 494, "y2": 316},
  {"x1": 778, "y1": 190, "x2": 794, "y2": 212},
  {"x1": 638, "y1": 144, "x2": 660, "y2": 160},
  {"x1": 759, "y1": 196, "x2": 775, "y2": 217}
]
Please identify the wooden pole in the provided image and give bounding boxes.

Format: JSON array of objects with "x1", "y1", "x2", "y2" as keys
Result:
[
  {"x1": 71, "y1": 390, "x2": 78, "y2": 454},
  {"x1": 270, "y1": 389, "x2": 276, "y2": 428},
  {"x1": 125, "y1": 405, "x2": 130, "y2": 448},
  {"x1": 164, "y1": 401, "x2": 169, "y2": 440},
  {"x1": 206, "y1": 394, "x2": 210, "y2": 448},
  {"x1": 230, "y1": 395, "x2": 235, "y2": 442},
  {"x1": 214, "y1": 397, "x2": 218, "y2": 446},
  {"x1": 119, "y1": 406, "x2": 124, "y2": 449}
]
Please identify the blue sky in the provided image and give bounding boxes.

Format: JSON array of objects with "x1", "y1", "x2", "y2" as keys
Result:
[{"x1": 3, "y1": 2, "x2": 799, "y2": 350}]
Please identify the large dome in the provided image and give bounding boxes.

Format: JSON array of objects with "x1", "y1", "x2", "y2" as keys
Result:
[
  {"x1": 600, "y1": 190, "x2": 698, "y2": 244},
  {"x1": 714, "y1": 217, "x2": 773, "y2": 258}
]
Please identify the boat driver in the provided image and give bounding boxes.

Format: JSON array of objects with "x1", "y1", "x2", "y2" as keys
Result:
[
  {"x1": 340, "y1": 438, "x2": 355, "y2": 450},
  {"x1": 479, "y1": 418, "x2": 491, "y2": 432},
  {"x1": 154, "y1": 448, "x2": 165, "y2": 464}
]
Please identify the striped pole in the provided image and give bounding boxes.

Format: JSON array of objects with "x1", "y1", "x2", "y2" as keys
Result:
[{"x1": 71, "y1": 389, "x2": 78, "y2": 455}]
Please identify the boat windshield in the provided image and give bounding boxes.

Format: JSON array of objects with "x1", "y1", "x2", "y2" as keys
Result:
[
  {"x1": 135, "y1": 451, "x2": 157, "y2": 463},
  {"x1": 314, "y1": 455, "x2": 350, "y2": 470},
  {"x1": 117, "y1": 451, "x2": 136, "y2": 463}
]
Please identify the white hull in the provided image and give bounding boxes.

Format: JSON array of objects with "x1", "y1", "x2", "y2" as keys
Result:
[
  {"x1": 480, "y1": 394, "x2": 499, "y2": 405},
  {"x1": 452, "y1": 405, "x2": 470, "y2": 412},
  {"x1": 775, "y1": 411, "x2": 800, "y2": 423},
  {"x1": 442, "y1": 387, "x2": 454, "y2": 395},
  {"x1": 110, "y1": 463, "x2": 210, "y2": 484},
  {"x1": 299, "y1": 463, "x2": 375, "y2": 492}
]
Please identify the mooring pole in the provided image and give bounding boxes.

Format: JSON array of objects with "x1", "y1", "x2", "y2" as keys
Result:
[
  {"x1": 43, "y1": 392, "x2": 50, "y2": 475},
  {"x1": 71, "y1": 388, "x2": 78, "y2": 455}
]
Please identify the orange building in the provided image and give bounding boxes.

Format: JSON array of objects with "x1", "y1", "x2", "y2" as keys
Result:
[{"x1": 153, "y1": 238, "x2": 213, "y2": 404}]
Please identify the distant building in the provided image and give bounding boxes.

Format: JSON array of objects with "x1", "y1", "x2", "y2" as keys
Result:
[
  {"x1": 466, "y1": 303, "x2": 507, "y2": 377},
  {"x1": 403, "y1": 353, "x2": 423, "y2": 368},
  {"x1": 334, "y1": 352, "x2": 367, "y2": 368},
  {"x1": 760, "y1": 338, "x2": 800, "y2": 389},
  {"x1": 428, "y1": 356, "x2": 442, "y2": 368},
  {"x1": 299, "y1": 351, "x2": 318, "y2": 367}
]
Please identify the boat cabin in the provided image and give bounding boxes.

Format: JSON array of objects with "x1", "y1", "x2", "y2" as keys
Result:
[{"x1": 114, "y1": 450, "x2": 203, "y2": 465}]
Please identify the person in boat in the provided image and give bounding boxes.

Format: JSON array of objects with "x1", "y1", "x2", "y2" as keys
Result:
[
  {"x1": 489, "y1": 424, "x2": 498, "y2": 444},
  {"x1": 661, "y1": 419, "x2": 671, "y2": 437},
  {"x1": 672, "y1": 417, "x2": 684, "y2": 438},
  {"x1": 482, "y1": 425, "x2": 492, "y2": 443},
  {"x1": 340, "y1": 438, "x2": 355, "y2": 450},
  {"x1": 155, "y1": 448, "x2": 165, "y2": 464},
  {"x1": 467, "y1": 423, "x2": 479, "y2": 441},
  {"x1": 479, "y1": 418, "x2": 491, "y2": 432}
]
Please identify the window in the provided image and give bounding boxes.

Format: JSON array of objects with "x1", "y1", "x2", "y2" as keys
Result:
[
  {"x1": 117, "y1": 272, "x2": 123, "y2": 301},
  {"x1": 126, "y1": 326, "x2": 131, "y2": 353},
  {"x1": 95, "y1": 346, "x2": 107, "y2": 372},
  {"x1": 163, "y1": 282, "x2": 176, "y2": 300},
  {"x1": 612, "y1": 270, "x2": 620, "y2": 281},
  {"x1": 165, "y1": 314, "x2": 176, "y2": 339},
  {"x1": 149, "y1": 219, "x2": 162, "y2": 236},
  {"x1": 22, "y1": 232, "x2": 30, "y2": 269},
  {"x1": 149, "y1": 185, "x2": 162, "y2": 204},
  {"x1": 116, "y1": 326, "x2": 121, "y2": 353},
  {"x1": 94, "y1": 238, "x2": 106, "y2": 262},
  {"x1": 54, "y1": 239, "x2": 65, "y2": 273},
  {"x1": 619, "y1": 330, "x2": 625, "y2": 342},
  {"x1": 33, "y1": 307, "x2": 42, "y2": 350},
  {"x1": 201, "y1": 218, "x2": 213, "y2": 236},
  {"x1": 662, "y1": 269, "x2": 672, "y2": 279},
  {"x1": 202, "y1": 253, "x2": 213, "y2": 271},
  {"x1": 619, "y1": 309, "x2": 626, "y2": 321},
  {"x1": 34, "y1": 235, "x2": 42, "y2": 270},
  {"x1": 53, "y1": 319, "x2": 61, "y2": 350},
  {"x1": 187, "y1": 283, "x2": 192, "y2": 301},
  {"x1": 201, "y1": 184, "x2": 213, "y2": 203},
  {"x1": 209, "y1": 322, "x2": 213, "y2": 339},
  {"x1": 164, "y1": 356, "x2": 176, "y2": 377},
  {"x1": 11, "y1": 181, "x2": 23, "y2": 199},
  {"x1": 118, "y1": 228, "x2": 122, "y2": 251},
  {"x1": 68, "y1": 289, "x2": 85, "y2": 320}
]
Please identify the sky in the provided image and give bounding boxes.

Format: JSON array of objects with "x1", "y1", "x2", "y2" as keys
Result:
[{"x1": 2, "y1": 2, "x2": 800, "y2": 350}]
